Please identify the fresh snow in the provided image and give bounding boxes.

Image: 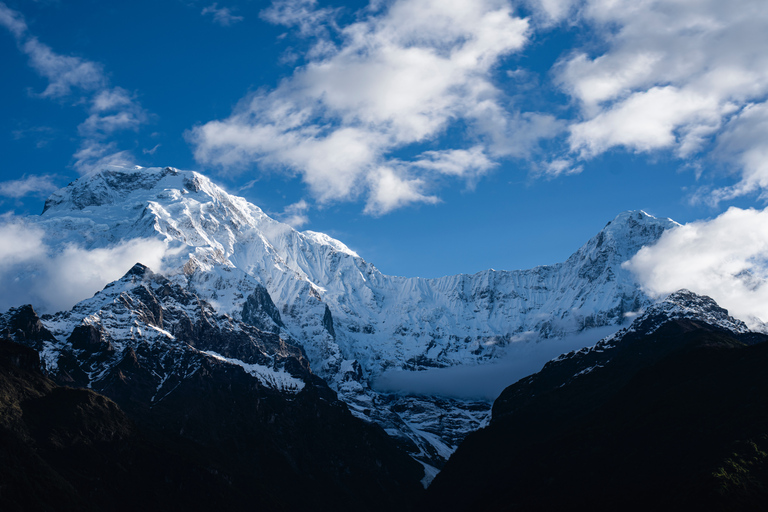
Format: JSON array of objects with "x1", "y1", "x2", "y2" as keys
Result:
[
  {"x1": 19, "y1": 165, "x2": 684, "y2": 471},
  {"x1": 201, "y1": 350, "x2": 305, "y2": 393}
]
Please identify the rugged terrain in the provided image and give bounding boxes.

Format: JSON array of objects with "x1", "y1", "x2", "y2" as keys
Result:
[
  {"x1": 426, "y1": 291, "x2": 768, "y2": 510},
  {"x1": 0, "y1": 295, "x2": 424, "y2": 511},
  {"x1": 5, "y1": 166, "x2": 768, "y2": 509},
  {"x1": 5, "y1": 165, "x2": 682, "y2": 473}
]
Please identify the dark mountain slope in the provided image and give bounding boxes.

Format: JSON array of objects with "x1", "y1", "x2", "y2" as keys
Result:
[
  {"x1": 426, "y1": 292, "x2": 768, "y2": 511},
  {"x1": 0, "y1": 287, "x2": 425, "y2": 512},
  {"x1": 0, "y1": 338, "x2": 250, "y2": 512}
]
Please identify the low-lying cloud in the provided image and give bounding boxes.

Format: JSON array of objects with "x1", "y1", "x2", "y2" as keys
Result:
[
  {"x1": 625, "y1": 207, "x2": 768, "y2": 327},
  {"x1": 373, "y1": 326, "x2": 619, "y2": 400},
  {"x1": 0, "y1": 218, "x2": 168, "y2": 313}
]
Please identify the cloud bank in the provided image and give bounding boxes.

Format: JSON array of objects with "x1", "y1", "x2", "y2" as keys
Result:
[
  {"x1": 625, "y1": 207, "x2": 768, "y2": 327},
  {"x1": 190, "y1": 0, "x2": 768, "y2": 213},
  {"x1": 374, "y1": 326, "x2": 619, "y2": 400},
  {"x1": 0, "y1": 217, "x2": 168, "y2": 313}
]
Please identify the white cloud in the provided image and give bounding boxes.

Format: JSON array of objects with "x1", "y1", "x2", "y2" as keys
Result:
[
  {"x1": 201, "y1": 3, "x2": 244, "y2": 26},
  {"x1": 523, "y1": 0, "x2": 577, "y2": 25},
  {"x1": 0, "y1": 174, "x2": 59, "y2": 198},
  {"x1": 0, "y1": 4, "x2": 149, "y2": 175},
  {"x1": 22, "y1": 37, "x2": 106, "y2": 99},
  {"x1": 0, "y1": 219, "x2": 47, "y2": 266},
  {"x1": 537, "y1": 158, "x2": 582, "y2": 179},
  {"x1": 624, "y1": 207, "x2": 768, "y2": 328},
  {"x1": 0, "y1": 1, "x2": 27, "y2": 38},
  {"x1": 279, "y1": 199, "x2": 311, "y2": 228},
  {"x1": 0, "y1": 217, "x2": 169, "y2": 313},
  {"x1": 73, "y1": 141, "x2": 136, "y2": 175},
  {"x1": 569, "y1": 86, "x2": 729, "y2": 157},
  {"x1": 261, "y1": 0, "x2": 335, "y2": 36},
  {"x1": 90, "y1": 87, "x2": 134, "y2": 112},
  {"x1": 143, "y1": 143, "x2": 161, "y2": 155},
  {"x1": 411, "y1": 146, "x2": 496, "y2": 179},
  {"x1": 709, "y1": 102, "x2": 768, "y2": 203},
  {"x1": 556, "y1": 0, "x2": 768, "y2": 199},
  {"x1": 364, "y1": 166, "x2": 438, "y2": 215},
  {"x1": 190, "y1": 0, "x2": 550, "y2": 214},
  {"x1": 79, "y1": 92, "x2": 148, "y2": 138}
]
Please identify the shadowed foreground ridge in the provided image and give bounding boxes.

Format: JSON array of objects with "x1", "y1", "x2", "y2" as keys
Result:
[
  {"x1": 0, "y1": 329, "x2": 423, "y2": 511},
  {"x1": 425, "y1": 291, "x2": 768, "y2": 511}
]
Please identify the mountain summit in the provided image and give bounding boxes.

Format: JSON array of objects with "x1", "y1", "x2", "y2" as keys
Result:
[{"x1": 12, "y1": 165, "x2": 682, "y2": 474}]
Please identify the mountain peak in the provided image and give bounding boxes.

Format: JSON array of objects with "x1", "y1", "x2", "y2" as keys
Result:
[
  {"x1": 634, "y1": 288, "x2": 750, "y2": 334},
  {"x1": 41, "y1": 165, "x2": 221, "y2": 214},
  {"x1": 124, "y1": 262, "x2": 153, "y2": 278},
  {"x1": 601, "y1": 209, "x2": 679, "y2": 238},
  {"x1": 570, "y1": 210, "x2": 678, "y2": 268}
]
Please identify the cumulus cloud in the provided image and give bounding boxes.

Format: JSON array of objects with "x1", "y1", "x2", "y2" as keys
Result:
[
  {"x1": 190, "y1": 0, "x2": 559, "y2": 213},
  {"x1": 410, "y1": 146, "x2": 496, "y2": 180},
  {"x1": 201, "y1": 3, "x2": 244, "y2": 26},
  {"x1": 0, "y1": 217, "x2": 169, "y2": 313},
  {"x1": 0, "y1": 3, "x2": 149, "y2": 175},
  {"x1": 708, "y1": 102, "x2": 768, "y2": 203},
  {"x1": 0, "y1": 174, "x2": 59, "y2": 198},
  {"x1": 261, "y1": 0, "x2": 335, "y2": 36},
  {"x1": 624, "y1": 207, "x2": 768, "y2": 327},
  {"x1": 364, "y1": 166, "x2": 438, "y2": 215},
  {"x1": 556, "y1": 0, "x2": 768, "y2": 200},
  {"x1": 278, "y1": 199, "x2": 311, "y2": 228}
]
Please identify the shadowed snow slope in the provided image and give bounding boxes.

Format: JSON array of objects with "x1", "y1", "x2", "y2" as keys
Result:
[{"x1": 11, "y1": 165, "x2": 680, "y2": 474}]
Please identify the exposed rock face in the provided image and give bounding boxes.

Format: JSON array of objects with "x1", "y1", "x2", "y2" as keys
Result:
[
  {"x1": 17, "y1": 166, "x2": 683, "y2": 473},
  {"x1": 0, "y1": 304, "x2": 56, "y2": 349},
  {"x1": 241, "y1": 284, "x2": 284, "y2": 333},
  {"x1": 426, "y1": 291, "x2": 768, "y2": 511},
  {"x1": 0, "y1": 337, "x2": 424, "y2": 511},
  {"x1": 0, "y1": 264, "x2": 425, "y2": 511}
]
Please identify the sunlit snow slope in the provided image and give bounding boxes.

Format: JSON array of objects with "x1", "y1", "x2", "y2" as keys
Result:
[{"x1": 25, "y1": 165, "x2": 679, "y2": 476}]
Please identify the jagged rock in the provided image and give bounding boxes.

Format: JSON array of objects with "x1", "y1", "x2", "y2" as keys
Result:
[
  {"x1": 0, "y1": 304, "x2": 55, "y2": 350},
  {"x1": 68, "y1": 324, "x2": 114, "y2": 353},
  {"x1": 13, "y1": 166, "x2": 684, "y2": 473},
  {"x1": 242, "y1": 284, "x2": 284, "y2": 332}
]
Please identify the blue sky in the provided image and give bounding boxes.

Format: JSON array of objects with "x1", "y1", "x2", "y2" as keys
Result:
[{"x1": 1, "y1": 0, "x2": 767, "y2": 280}]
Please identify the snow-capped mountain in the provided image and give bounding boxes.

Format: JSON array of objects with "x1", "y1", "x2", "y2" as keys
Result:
[
  {"x1": 8, "y1": 165, "x2": 680, "y2": 475},
  {"x1": 0, "y1": 286, "x2": 425, "y2": 511}
]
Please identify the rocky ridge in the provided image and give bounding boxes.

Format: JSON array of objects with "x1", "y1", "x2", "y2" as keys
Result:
[
  {"x1": 426, "y1": 291, "x2": 768, "y2": 510},
  {"x1": 8, "y1": 165, "x2": 681, "y2": 474}
]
